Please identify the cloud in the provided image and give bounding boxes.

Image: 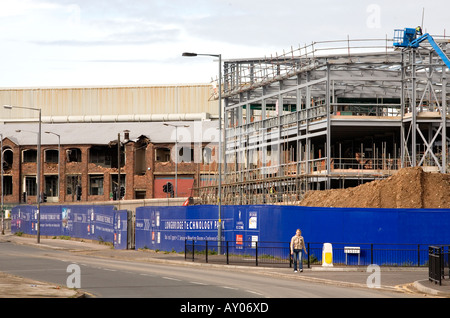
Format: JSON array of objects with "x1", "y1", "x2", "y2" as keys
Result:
[
  {"x1": 0, "y1": 0, "x2": 449, "y2": 88},
  {"x1": 33, "y1": 27, "x2": 182, "y2": 46}
]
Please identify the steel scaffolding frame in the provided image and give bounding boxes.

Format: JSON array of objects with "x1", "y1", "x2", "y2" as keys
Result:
[{"x1": 196, "y1": 37, "x2": 450, "y2": 205}]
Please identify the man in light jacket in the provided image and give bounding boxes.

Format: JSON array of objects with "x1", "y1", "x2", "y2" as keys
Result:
[{"x1": 290, "y1": 229, "x2": 307, "y2": 272}]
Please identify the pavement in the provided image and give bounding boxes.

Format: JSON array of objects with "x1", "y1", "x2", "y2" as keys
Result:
[{"x1": 0, "y1": 232, "x2": 449, "y2": 298}]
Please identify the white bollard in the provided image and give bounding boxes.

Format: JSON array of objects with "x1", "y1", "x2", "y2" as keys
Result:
[{"x1": 322, "y1": 243, "x2": 333, "y2": 267}]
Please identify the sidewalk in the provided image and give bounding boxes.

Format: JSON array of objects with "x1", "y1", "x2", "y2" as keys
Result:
[{"x1": 1, "y1": 233, "x2": 449, "y2": 298}]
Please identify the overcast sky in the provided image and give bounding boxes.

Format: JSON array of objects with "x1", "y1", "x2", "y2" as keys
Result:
[{"x1": 0, "y1": 0, "x2": 449, "y2": 87}]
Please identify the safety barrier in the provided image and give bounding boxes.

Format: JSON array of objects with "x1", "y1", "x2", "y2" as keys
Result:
[
  {"x1": 11, "y1": 204, "x2": 450, "y2": 258},
  {"x1": 135, "y1": 205, "x2": 450, "y2": 256},
  {"x1": 10, "y1": 205, "x2": 128, "y2": 249}
]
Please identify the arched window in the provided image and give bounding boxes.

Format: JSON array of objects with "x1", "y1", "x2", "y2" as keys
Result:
[
  {"x1": 45, "y1": 149, "x2": 59, "y2": 163},
  {"x1": 2, "y1": 148, "x2": 13, "y2": 171}
]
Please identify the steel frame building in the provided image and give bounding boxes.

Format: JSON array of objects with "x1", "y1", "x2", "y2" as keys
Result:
[{"x1": 198, "y1": 37, "x2": 450, "y2": 205}]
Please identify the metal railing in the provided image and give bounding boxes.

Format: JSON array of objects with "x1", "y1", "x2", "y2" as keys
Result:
[
  {"x1": 185, "y1": 240, "x2": 293, "y2": 267},
  {"x1": 429, "y1": 245, "x2": 450, "y2": 285},
  {"x1": 185, "y1": 240, "x2": 441, "y2": 268},
  {"x1": 220, "y1": 38, "x2": 396, "y2": 97}
]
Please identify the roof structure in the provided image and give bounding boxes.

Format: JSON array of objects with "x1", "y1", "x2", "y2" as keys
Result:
[{"x1": 0, "y1": 120, "x2": 219, "y2": 146}]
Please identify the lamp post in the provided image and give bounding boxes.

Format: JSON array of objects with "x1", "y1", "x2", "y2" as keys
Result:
[
  {"x1": 182, "y1": 52, "x2": 223, "y2": 251},
  {"x1": 45, "y1": 131, "x2": 60, "y2": 202},
  {"x1": 0, "y1": 133, "x2": 3, "y2": 235},
  {"x1": 4, "y1": 105, "x2": 42, "y2": 243},
  {"x1": 163, "y1": 123, "x2": 190, "y2": 198}
]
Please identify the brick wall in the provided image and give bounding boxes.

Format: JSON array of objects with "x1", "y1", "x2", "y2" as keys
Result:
[{"x1": 2, "y1": 138, "x2": 213, "y2": 204}]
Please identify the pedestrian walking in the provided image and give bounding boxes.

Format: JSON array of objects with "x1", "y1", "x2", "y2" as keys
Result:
[{"x1": 290, "y1": 229, "x2": 307, "y2": 272}]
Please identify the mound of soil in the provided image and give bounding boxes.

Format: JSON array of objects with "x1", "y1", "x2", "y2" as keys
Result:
[{"x1": 298, "y1": 167, "x2": 450, "y2": 209}]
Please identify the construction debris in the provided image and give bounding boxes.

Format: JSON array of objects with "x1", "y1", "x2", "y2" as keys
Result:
[{"x1": 298, "y1": 167, "x2": 450, "y2": 209}]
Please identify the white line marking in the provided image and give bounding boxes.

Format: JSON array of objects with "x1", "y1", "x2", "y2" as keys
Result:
[
  {"x1": 190, "y1": 281, "x2": 206, "y2": 285},
  {"x1": 246, "y1": 290, "x2": 264, "y2": 296},
  {"x1": 162, "y1": 276, "x2": 181, "y2": 281}
]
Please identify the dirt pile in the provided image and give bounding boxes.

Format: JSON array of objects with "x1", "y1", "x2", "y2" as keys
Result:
[{"x1": 298, "y1": 167, "x2": 450, "y2": 209}]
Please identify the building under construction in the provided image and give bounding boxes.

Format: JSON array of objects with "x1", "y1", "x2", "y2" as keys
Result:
[{"x1": 198, "y1": 33, "x2": 450, "y2": 205}]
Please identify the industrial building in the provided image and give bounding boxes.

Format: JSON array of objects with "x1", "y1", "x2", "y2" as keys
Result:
[
  {"x1": 0, "y1": 84, "x2": 219, "y2": 206},
  {"x1": 198, "y1": 34, "x2": 450, "y2": 205}
]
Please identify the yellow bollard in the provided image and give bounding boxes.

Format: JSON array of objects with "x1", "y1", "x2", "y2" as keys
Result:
[{"x1": 322, "y1": 243, "x2": 333, "y2": 267}]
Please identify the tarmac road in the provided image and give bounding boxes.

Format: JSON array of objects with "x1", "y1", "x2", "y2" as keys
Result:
[{"x1": 0, "y1": 233, "x2": 449, "y2": 300}]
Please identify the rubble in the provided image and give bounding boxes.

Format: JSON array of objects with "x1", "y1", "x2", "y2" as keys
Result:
[{"x1": 298, "y1": 167, "x2": 450, "y2": 209}]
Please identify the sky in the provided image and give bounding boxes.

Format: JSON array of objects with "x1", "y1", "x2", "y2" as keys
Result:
[{"x1": 0, "y1": 0, "x2": 449, "y2": 88}]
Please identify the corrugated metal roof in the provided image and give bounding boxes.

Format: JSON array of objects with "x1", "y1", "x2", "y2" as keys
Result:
[
  {"x1": 0, "y1": 120, "x2": 219, "y2": 146},
  {"x1": 0, "y1": 84, "x2": 218, "y2": 119}
]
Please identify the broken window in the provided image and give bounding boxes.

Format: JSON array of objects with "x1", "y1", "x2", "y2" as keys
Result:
[
  {"x1": 25, "y1": 176, "x2": 37, "y2": 196},
  {"x1": 66, "y1": 148, "x2": 82, "y2": 162},
  {"x1": 45, "y1": 149, "x2": 59, "y2": 163},
  {"x1": 23, "y1": 149, "x2": 37, "y2": 163},
  {"x1": 135, "y1": 190, "x2": 146, "y2": 199},
  {"x1": 45, "y1": 175, "x2": 58, "y2": 197},
  {"x1": 178, "y1": 146, "x2": 194, "y2": 163},
  {"x1": 2, "y1": 148, "x2": 13, "y2": 171},
  {"x1": 89, "y1": 145, "x2": 124, "y2": 168},
  {"x1": 89, "y1": 146, "x2": 110, "y2": 165},
  {"x1": 110, "y1": 174, "x2": 126, "y2": 200},
  {"x1": 66, "y1": 175, "x2": 82, "y2": 201},
  {"x1": 202, "y1": 147, "x2": 213, "y2": 164},
  {"x1": 2, "y1": 176, "x2": 12, "y2": 195},
  {"x1": 135, "y1": 143, "x2": 147, "y2": 175},
  {"x1": 89, "y1": 174, "x2": 104, "y2": 196},
  {"x1": 155, "y1": 147, "x2": 170, "y2": 162}
]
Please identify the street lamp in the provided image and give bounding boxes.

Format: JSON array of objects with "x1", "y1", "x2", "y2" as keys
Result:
[
  {"x1": 164, "y1": 123, "x2": 190, "y2": 198},
  {"x1": 182, "y1": 52, "x2": 223, "y2": 251},
  {"x1": 45, "y1": 131, "x2": 60, "y2": 202},
  {"x1": 4, "y1": 105, "x2": 42, "y2": 243},
  {"x1": 0, "y1": 134, "x2": 3, "y2": 235}
]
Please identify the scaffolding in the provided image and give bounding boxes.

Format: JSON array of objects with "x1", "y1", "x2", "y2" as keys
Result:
[{"x1": 197, "y1": 36, "x2": 450, "y2": 205}]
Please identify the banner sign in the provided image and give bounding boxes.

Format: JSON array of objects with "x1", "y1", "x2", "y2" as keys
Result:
[{"x1": 11, "y1": 205, "x2": 128, "y2": 249}]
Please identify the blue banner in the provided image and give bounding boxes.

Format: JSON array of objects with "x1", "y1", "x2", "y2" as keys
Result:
[
  {"x1": 12, "y1": 204, "x2": 450, "y2": 261},
  {"x1": 11, "y1": 205, "x2": 128, "y2": 249},
  {"x1": 135, "y1": 205, "x2": 450, "y2": 255}
]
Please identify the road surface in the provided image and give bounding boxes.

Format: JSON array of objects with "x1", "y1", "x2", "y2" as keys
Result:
[{"x1": 0, "y1": 241, "x2": 423, "y2": 299}]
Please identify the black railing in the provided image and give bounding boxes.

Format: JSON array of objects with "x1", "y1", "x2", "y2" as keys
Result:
[
  {"x1": 185, "y1": 240, "x2": 294, "y2": 267},
  {"x1": 429, "y1": 245, "x2": 450, "y2": 285},
  {"x1": 307, "y1": 242, "x2": 430, "y2": 267},
  {"x1": 185, "y1": 240, "x2": 442, "y2": 268}
]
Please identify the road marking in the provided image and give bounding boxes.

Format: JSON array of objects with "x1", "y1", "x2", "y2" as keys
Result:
[
  {"x1": 140, "y1": 273, "x2": 155, "y2": 277},
  {"x1": 246, "y1": 290, "x2": 264, "y2": 296},
  {"x1": 190, "y1": 281, "x2": 206, "y2": 285},
  {"x1": 162, "y1": 276, "x2": 181, "y2": 282},
  {"x1": 102, "y1": 268, "x2": 117, "y2": 272}
]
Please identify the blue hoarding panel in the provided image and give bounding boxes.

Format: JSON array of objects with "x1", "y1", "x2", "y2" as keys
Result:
[
  {"x1": 135, "y1": 204, "x2": 450, "y2": 254},
  {"x1": 90, "y1": 205, "x2": 115, "y2": 242},
  {"x1": 10, "y1": 205, "x2": 126, "y2": 249},
  {"x1": 114, "y1": 210, "x2": 128, "y2": 250},
  {"x1": 12, "y1": 203, "x2": 450, "y2": 261},
  {"x1": 40, "y1": 205, "x2": 63, "y2": 236}
]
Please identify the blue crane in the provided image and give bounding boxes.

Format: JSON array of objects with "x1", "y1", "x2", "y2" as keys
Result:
[{"x1": 393, "y1": 27, "x2": 450, "y2": 69}]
